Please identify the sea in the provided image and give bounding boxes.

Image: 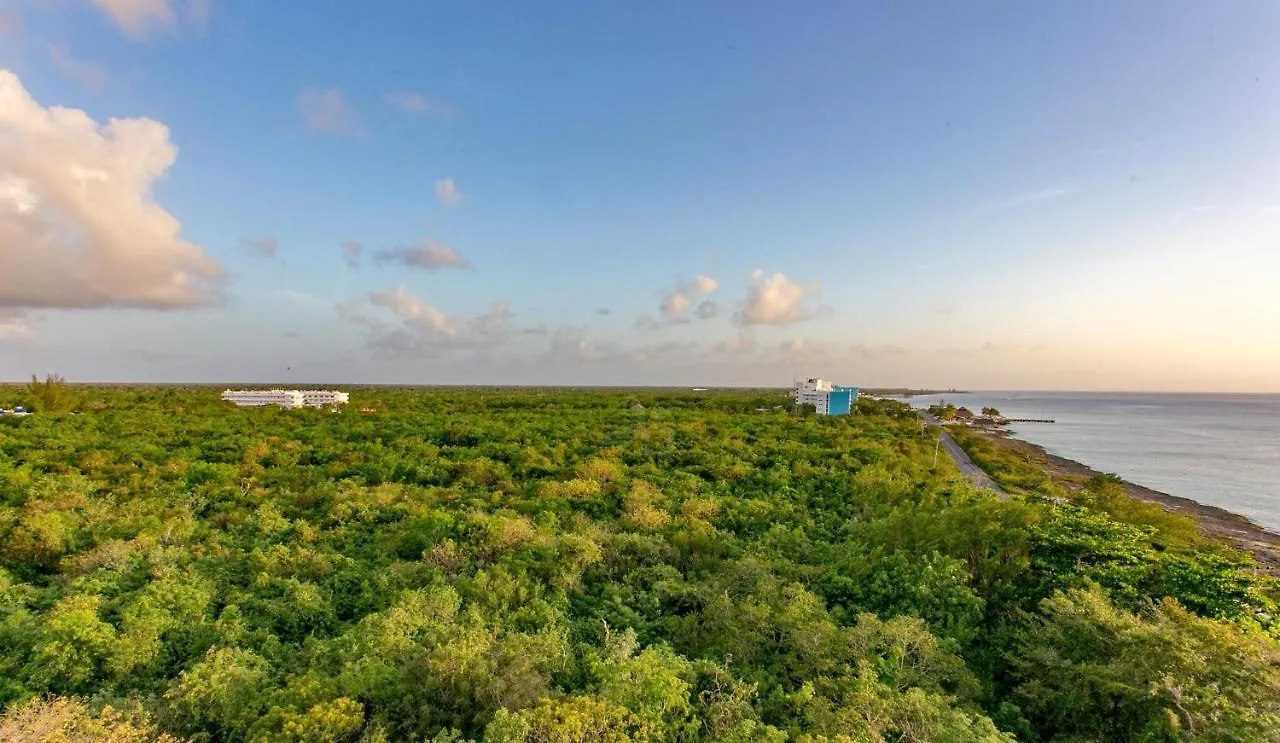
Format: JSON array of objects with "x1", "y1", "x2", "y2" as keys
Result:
[{"x1": 904, "y1": 392, "x2": 1280, "y2": 534}]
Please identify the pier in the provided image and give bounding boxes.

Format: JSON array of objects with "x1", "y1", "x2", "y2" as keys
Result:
[{"x1": 1004, "y1": 418, "x2": 1055, "y2": 424}]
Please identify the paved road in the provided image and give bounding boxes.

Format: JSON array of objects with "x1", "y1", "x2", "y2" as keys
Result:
[
  {"x1": 923, "y1": 415, "x2": 1006, "y2": 496},
  {"x1": 938, "y1": 431, "x2": 1006, "y2": 495}
]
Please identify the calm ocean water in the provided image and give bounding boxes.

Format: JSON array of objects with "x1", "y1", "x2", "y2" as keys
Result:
[{"x1": 907, "y1": 392, "x2": 1280, "y2": 533}]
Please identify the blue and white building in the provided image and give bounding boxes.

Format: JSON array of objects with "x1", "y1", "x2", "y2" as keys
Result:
[{"x1": 791, "y1": 377, "x2": 859, "y2": 416}]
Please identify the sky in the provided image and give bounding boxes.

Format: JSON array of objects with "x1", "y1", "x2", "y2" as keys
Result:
[{"x1": 1, "y1": 0, "x2": 1278, "y2": 391}]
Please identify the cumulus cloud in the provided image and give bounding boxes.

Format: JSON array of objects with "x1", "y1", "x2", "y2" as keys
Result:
[
  {"x1": 737, "y1": 270, "x2": 818, "y2": 325},
  {"x1": 696, "y1": 300, "x2": 719, "y2": 320},
  {"x1": 86, "y1": 0, "x2": 208, "y2": 39},
  {"x1": 0, "y1": 69, "x2": 223, "y2": 310},
  {"x1": 691, "y1": 275, "x2": 718, "y2": 295},
  {"x1": 372, "y1": 238, "x2": 472, "y2": 271},
  {"x1": 654, "y1": 274, "x2": 719, "y2": 324},
  {"x1": 338, "y1": 285, "x2": 513, "y2": 357},
  {"x1": 341, "y1": 240, "x2": 362, "y2": 268},
  {"x1": 49, "y1": 44, "x2": 110, "y2": 93},
  {"x1": 300, "y1": 87, "x2": 358, "y2": 134},
  {"x1": 384, "y1": 92, "x2": 454, "y2": 117},
  {"x1": 435, "y1": 178, "x2": 462, "y2": 207},
  {"x1": 240, "y1": 236, "x2": 277, "y2": 257},
  {"x1": 660, "y1": 291, "x2": 692, "y2": 320}
]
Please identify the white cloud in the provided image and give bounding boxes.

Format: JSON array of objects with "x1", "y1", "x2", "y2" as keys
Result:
[
  {"x1": 656, "y1": 274, "x2": 719, "y2": 323},
  {"x1": 372, "y1": 238, "x2": 472, "y2": 271},
  {"x1": 737, "y1": 270, "x2": 818, "y2": 326},
  {"x1": 300, "y1": 87, "x2": 357, "y2": 134},
  {"x1": 384, "y1": 92, "x2": 454, "y2": 117},
  {"x1": 341, "y1": 240, "x2": 362, "y2": 268},
  {"x1": 240, "y1": 236, "x2": 277, "y2": 257},
  {"x1": 692, "y1": 275, "x2": 717, "y2": 295},
  {"x1": 660, "y1": 291, "x2": 692, "y2": 320},
  {"x1": 86, "y1": 0, "x2": 209, "y2": 40},
  {"x1": 338, "y1": 285, "x2": 513, "y2": 357},
  {"x1": 435, "y1": 178, "x2": 462, "y2": 207},
  {"x1": 48, "y1": 44, "x2": 110, "y2": 93},
  {"x1": 0, "y1": 69, "x2": 223, "y2": 310}
]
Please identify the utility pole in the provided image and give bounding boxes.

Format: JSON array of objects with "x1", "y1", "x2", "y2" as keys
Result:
[{"x1": 933, "y1": 435, "x2": 941, "y2": 468}]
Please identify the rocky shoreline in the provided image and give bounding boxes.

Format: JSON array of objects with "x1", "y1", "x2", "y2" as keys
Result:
[{"x1": 973, "y1": 428, "x2": 1280, "y2": 571}]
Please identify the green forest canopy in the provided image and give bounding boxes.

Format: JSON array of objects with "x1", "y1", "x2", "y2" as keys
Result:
[{"x1": 0, "y1": 386, "x2": 1277, "y2": 742}]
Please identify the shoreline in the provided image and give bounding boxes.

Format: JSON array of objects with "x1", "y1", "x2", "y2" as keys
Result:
[{"x1": 970, "y1": 427, "x2": 1280, "y2": 570}]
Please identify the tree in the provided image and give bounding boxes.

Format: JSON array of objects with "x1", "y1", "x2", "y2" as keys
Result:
[
  {"x1": 1010, "y1": 586, "x2": 1280, "y2": 742},
  {"x1": 0, "y1": 696, "x2": 184, "y2": 743},
  {"x1": 927, "y1": 403, "x2": 958, "y2": 421},
  {"x1": 25, "y1": 374, "x2": 76, "y2": 414},
  {"x1": 980, "y1": 407, "x2": 1001, "y2": 418}
]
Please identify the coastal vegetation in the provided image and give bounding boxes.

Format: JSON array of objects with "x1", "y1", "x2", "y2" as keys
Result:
[
  {"x1": 23, "y1": 374, "x2": 77, "y2": 415},
  {"x1": 0, "y1": 386, "x2": 1277, "y2": 742}
]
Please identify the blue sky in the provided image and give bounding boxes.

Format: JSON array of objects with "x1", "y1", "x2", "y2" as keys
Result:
[{"x1": 1, "y1": 0, "x2": 1278, "y2": 390}]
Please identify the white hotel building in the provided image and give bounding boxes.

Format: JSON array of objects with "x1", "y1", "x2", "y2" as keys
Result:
[
  {"x1": 221, "y1": 390, "x2": 350, "y2": 409},
  {"x1": 790, "y1": 377, "x2": 859, "y2": 416}
]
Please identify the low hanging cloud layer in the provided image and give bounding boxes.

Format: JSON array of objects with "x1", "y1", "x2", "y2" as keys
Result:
[
  {"x1": 372, "y1": 238, "x2": 472, "y2": 271},
  {"x1": 0, "y1": 69, "x2": 224, "y2": 310},
  {"x1": 87, "y1": 0, "x2": 210, "y2": 40},
  {"x1": 338, "y1": 285, "x2": 512, "y2": 357},
  {"x1": 737, "y1": 270, "x2": 818, "y2": 325}
]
